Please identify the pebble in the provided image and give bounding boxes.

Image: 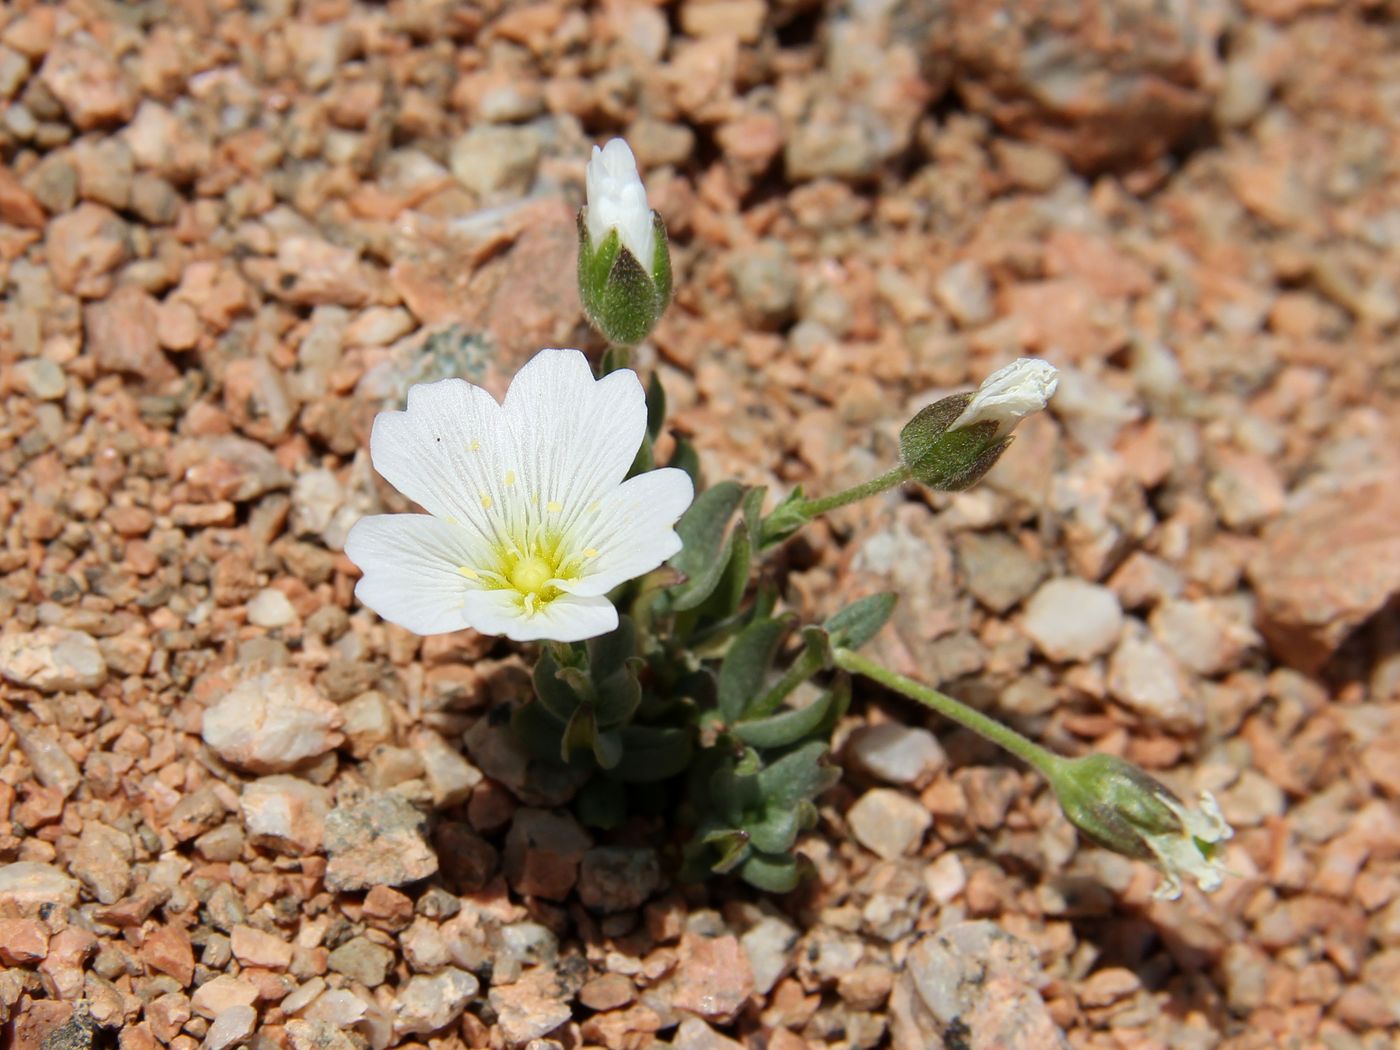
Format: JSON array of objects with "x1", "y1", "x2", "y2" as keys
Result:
[
  {"x1": 0, "y1": 627, "x2": 107, "y2": 692},
  {"x1": 246, "y1": 588, "x2": 297, "y2": 629},
  {"x1": 729, "y1": 240, "x2": 799, "y2": 330},
  {"x1": 1149, "y1": 598, "x2": 1259, "y2": 678},
  {"x1": 847, "y1": 787, "x2": 932, "y2": 860},
  {"x1": 14, "y1": 358, "x2": 66, "y2": 400},
  {"x1": 933, "y1": 260, "x2": 995, "y2": 328},
  {"x1": 449, "y1": 125, "x2": 542, "y2": 197},
  {"x1": 240, "y1": 774, "x2": 330, "y2": 855},
  {"x1": 285, "y1": 1020, "x2": 359, "y2": 1050},
  {"x1": 324, "y1": 793, "x2": 439, "y2": 891},
  {"x1": 955, "y1": 531, "x2": 1048, "y2": 614},
  {"x1": 39, "y1": 39, "x2": 138, "y2": 129},
  {"x1": 85, "y1": 286, "x2": 176, "y2": 384},
  {"x1": 503, "y1": 808, "x2": 592, "y2": 901},
  {"x1": 0, "y1": 861, "x2": 79, "y2": 912},
  {"x1": 328, "y1": 936, "x2": 394, "y2": 987},
  {"x1": 740, "y1": 916, "x2": 798, "y2": 996},
  {"x1": 202, "y1": 1005, "x2": 256, "y2": 1050},
  {"x1": 1107, "y1": 631, "x2": 1202, "y2": 730},
  {"x1": 413, "y1": 729, "x2": 483, "y2": 808},
  {"x1": 488, "y1": 967, "x2": 574, "y2": 1044},
  {"x1": 141, "y1": 925, "x2": 195, "y2": 987},
  {"x1": 190, "y1": 975, "x2": 257, "y2": 1019},
  {"x1": 672, "y1": 1017, "x2": 746, "y2": 1050},
  {"x1": 14, "y1": 724, "x2": 80, "y2": 795},
  {"x1": 70, "y1": 820, "x2": 134, "y2": 904},
  {"x1": 669, "y1": 933, "x2": 755, "y2": 1023},
  {"x1": 231, "y1": 925, "x2": 293, "y2": 970},
  {"x1": 1022, "y1": 578, "x2": 1124, "y2": 662},
  {"x1": 576, "y1": 847, "x2": 661, "y2": 913},
  {"x1": 846, "y1": 723, "x2": 946, "y2": 787},
  {"x1": 202, "y1": 668, "x2": 343, "y2": 773},
  {"x1": 394, "y1": 967, "x2": 479, "y2": 1037}
]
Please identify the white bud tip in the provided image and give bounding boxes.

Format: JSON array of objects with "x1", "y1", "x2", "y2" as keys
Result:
[
  {"x1": 951, "y1": 357, "x2": 1059, "y2": 438},
  {"x1": 585, "y1": 138, "x2": 655, "y2": 267}
]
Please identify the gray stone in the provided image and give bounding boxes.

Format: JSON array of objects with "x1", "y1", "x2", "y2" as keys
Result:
[
  {"x1": 847, "y1": 788, "x2": 931, "y2": 860},
  {"x1": 14, "y1": 724, "x2": 80, "y2": 795},
  {"x1": 1149, "y1": 598, "x2": 1259, "y2": 678},
  {"x1": 202, "y1": 1004, "x2": 257, "y2": 1050},
  {"x1": 740, "y1": 915, "x2": 798, "y2": 996},
  {"x1": 15, "y1": 358, "x2": 66, "y2": 400},
  {"x1": 1107, "y1": 631, "x2": 1202, "y2": 730},
  {"x1": 1022, "y1": 578, "x2": 1123, "y2": 662},
  {"x1": 576, "y1": 847, "x2": 661, "y2": 913},
  {"x1": 846, "y1": 723, "x2": 945, "y2": 787},
  {"x1": 70, "y1": 821, "x2": 134, "y2": 904},
  {"x1": 327, "y1": 936, "x2": 394, "y2": 987},
  {"x1": 413, "y1": 729, "x2": 483, "y2": 808},
  {"x1": 324, "y1": 793, "x2": 438, "y2": 891},
  {"x1": 955, "y1": 531, "x2": 1047, "y2": 614}
]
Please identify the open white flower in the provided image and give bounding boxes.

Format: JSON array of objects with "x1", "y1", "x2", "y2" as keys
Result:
[
  {"x1": 1146, "y1": 790, "x2": 1234, "y2": 901},
  {"x1": 950, "y1": 357, "x2": 1059, "y2": 439},
  {"x1": 584, "y1": 138, "x2": 655, "y2": 265},
  {"x1": 345, "y1": 348, "x2": 694, "y2": 643}
]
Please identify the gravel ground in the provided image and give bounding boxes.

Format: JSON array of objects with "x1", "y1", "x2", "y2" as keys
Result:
[{"x1": 2, "y1": 1, "x2": 1399, "y2": 1049}]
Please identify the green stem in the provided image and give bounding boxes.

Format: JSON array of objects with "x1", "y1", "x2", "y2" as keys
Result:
[
  {"x1": 600, "y1": 344, "x2": 633, "y2": 375},
  {"x1": 832, "y1": 646, "x2": 1064, "y2": 777},
  {"x1": 746, "y1": 644, "x2": 826, "y2": 720},
  {"x1": 798, "y1": 463, "x2": 911, "y2": 518}
]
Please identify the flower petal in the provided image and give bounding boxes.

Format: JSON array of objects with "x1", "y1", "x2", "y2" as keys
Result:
[
  {"x1": 501, "y1": 348, "x2": 647, "y2": 520},
  {"x1": 564, "y1": 467, "x2": 694, "y2": 596},
  {"x1": 345, "y1": 514, "x2": 487, "y2": 635},
  {"x1": 461, "y1": 588, "x2": 618, "y2": 643},
  {"x1": 368, "y1": 377, "x2": 516, "y2": 548}
]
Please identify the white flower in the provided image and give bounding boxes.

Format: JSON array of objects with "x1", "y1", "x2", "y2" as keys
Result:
[
  {"x1": 1147, "y1": 790, "x2": 1234, "y2": 901},
  {"x1": 345, "y1": 349, "x2": 694, "y2": 643},
  {"x1": 584, "y1": 138, "x2": 655, "y2": 266},
  {"x1": 950, "y1": 357, "x2": 1059, "y2": 439}
]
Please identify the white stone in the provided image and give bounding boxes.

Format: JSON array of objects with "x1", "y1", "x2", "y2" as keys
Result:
[
  {"x1": 203, "y1": 1004, "x2": 257, "y2": 1050},
  {"x1": 413, "y1": 729, "x2": 483, "y2": 807},
  {"x1": 0, "y1": 861, "x2": 80, "y2": 910},
  {"x1": 241, "y1": 775, "x2": 331, "y2": 855},
  {"x1": 0, "y1": 627, "x2": 106, "y2": 692},
  {"x1": 1022, "y1": 578, "x2": 1124, "y2": 662},
  {"x1": 1107, "y1": 632, "x2": 1202, "y2": 730},
  {"x1": 846, "y1": 723, "x2": 945, "y2": 787},
  {"x1": 247, "y1": 588, "x2": 297, "y2": 628},
  {"x1": 202, "y1": 669, "x2": 343, "y2": 773},
  {"x1": 847, "y1": 788, "x2": 932, "y2": 860},
  {"x1": 395, "y1": 968, "x2": 480, "y2": 1037}
]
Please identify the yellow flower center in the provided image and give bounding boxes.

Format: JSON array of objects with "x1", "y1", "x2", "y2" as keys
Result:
[
  {"x1": 509, "y1": 554, "x2": 555, "y2": 595},
  {"x1": 461, "y1": 527, "x2": 599, "y2": 617}
]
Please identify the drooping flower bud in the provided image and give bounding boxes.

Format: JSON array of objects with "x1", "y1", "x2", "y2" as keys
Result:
[
  {"x1": 578, "y1": 139, "x2": 672, "y2": 348},
  {"x1": 1047, "y1": 753, "x2": 1234, "y2": 900},
  {"x1": 899, "y1": 357, "x2": 1058, "y2": 490}
]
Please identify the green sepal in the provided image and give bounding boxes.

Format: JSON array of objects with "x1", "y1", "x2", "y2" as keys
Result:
[
  {"x1": 718, "y1": 617, "x2": 790, "y2": 723},
  {"x1": 823, "y1": 592, "x2": 897, "y2": 651},
  {"x1": 900, "y1": 393, "x2": 1013, "y2": 490},
  {"x1": 577, "y1": 210, "x2": 672, "y2": 348},
  {"x1": 665, "y1": 481, "x2": 744, "y2": 611},
  {"x1": 646, "y1": 370, "x2": 666, "y2": 440},
  {"x1": 650, "y1": 212, "x2": 672, "y2": 310}
]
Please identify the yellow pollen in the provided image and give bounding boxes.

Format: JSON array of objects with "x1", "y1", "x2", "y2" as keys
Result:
[
  {"x1": 469, "y1": 439, "x2": 481, "y2": 452},
  {"x1": 457, "y1": 566, "x2": 478, "y2": 580},
  {"x1": 446, "y1": 515, "x2": 459, "y2": 525},
  {"x1": 508, "y1": 555, "x2": 554, "y2": 595},
  {"x1": 584, "y1": 548, "x2": 599, "y2": 558},
  {"x1": 531, "y1": 493, "x2": 540, "y2": 505},
  {"x1": 504, "y1": 470, "x2": 516, "y2": 487},
  {"x1": 480, "y1": 493, "x2": 493, "y2": 509},
  {"x1": 547, "y1": 500, "x2": 562, "y2": 513}
]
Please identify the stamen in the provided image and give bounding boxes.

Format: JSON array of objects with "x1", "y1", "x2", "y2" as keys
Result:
[
  {"x1": 480, "y1": 493, "x2": 493, "y2": 509},
  {"x1": 457, "y1": 566, "x2": 478, "y2": 580},
  {"x1": 504, "y1": 470, "x2": 516, "y2": 487},
  {"x1": 547, "y1": 500, "x2": 562, "y2": 513}
]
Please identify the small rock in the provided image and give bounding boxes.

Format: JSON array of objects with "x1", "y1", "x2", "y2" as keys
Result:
[
  {"x1": 576, "y1": 847, "x2": 661, "y2": 913},
  {"x1": 86, "y1": 286, "x2": 175, "y2": 384},
  {"x1": 1022, "y1": 578, "x2": 1124, "y2": 662},
  {"x1": 240, "y1": 775, "x2": 330, "y2": 855},
  {"x1": 488, "y1": 967, "x2": 574, "y2": 1044},
  {"x1": 340, "y1": 691, "x2": 395, "y2": 758},
  {"x1": 740, "y1": 916, "x2": 798, "y2": 996},
  {"x1": 578, "y1": 973, "x2": 636, "y2": 1012},
  {"x1": 70, "y1": 821, "x2": 134, "y2": 904},
  {"x1": 190, "y1": 975, "x2": 257, "y2": 1019},
  {"x1": 955, "y1": 531, "x2": 1047, "y2": 614},
  {"x1": 502, "y1": 808, "x2": 592, "y2": 901},
  {"x1": 285, "y1": 1020, "x2": 360, "y2": 1050},
  {"x1": 174, "y1": 434, "x2": 293, "y2": 503},
  {"x1": 934, "y1": 260, "x2": 994, "y2": 328},
  {"x1": 14, "y1": 724, "x2": 80, "y2": 795},
  {"x1": 1149, "y1": 598, "x2": 1259, "y2": 678},
  {"x1": 0, "y1": 627, "x2": 106, "y2": 692},
  {"x1": 846, "y1": 723, "x2": 946, "y2": 787},
  {"x1": 223, "y1": 357, "x2": 296, "y2": 443},
  {"x1": 670, "y1": 933, "x2": 755, "y2": 1023},
  {"x1": 202, "y1": 1005, "x2": 256, "y2": 1050},
  {"x1": 0, "y1": 917, "x2": 49, "y2": 964},
  {"x1": 269, "y1": 236, "x2": 376, "y2": 308},
  {"x1": 1107, "y1": 631, "x2": 1201, "y2": 730},
  {"x1": 202, "y1": 669, "x2": 343, "y2": 774},
  {"x1": 672, "y1": 1017, "x2": 745, "y2": 1050},
  {"x1": 39, "y1": 39, "x2": 138, "y2": 129},
  {"x1": 413, "y1": 729, "x2": 483, "y2": 807},
  {"x1": 231, "y1": 925, "x2": 293, "y2": 970},
  {"x1": 324, "y1": 793, "x2": 438, "y2": 892},
  {"x1": 729, "y1": 240, "x2": 798, "y2": 330},
  {"x1": 0, "y1": 162, "x2": 46, "y2": 228},
  {"x1": 246, "y1": 588, "x2": 297, "y2": 629},
  {"x1": 14, "y1": 359, "x2": 66, "y2": 400},
  {"x1": 1208, "y1": 448, "x2": 1287, "y2": 530},
  {"x1": 394, "y1": 967, "x2": 479, "y2": 1037},
  {"x1": 449, "y1": 125, "x2": 542, "y2": 197},
  {"x1": 0, "y1": 861, "x2": 79, "y2": 912},
  {"x1": 46, "y1": 202, "x2": 129, "y2": 298},
  {"x1": 327, "y1": 936, "x2": 394, "y2": 987},
  {"x1": 1249, "y1": 479, "x2": 1400, "y2": 672},
  {"x1": 847, "y1": 788, "x2": 932, "y2": 860},
  {"x1": 141, "y1": 925, "x2": 195, "y2": 987}
]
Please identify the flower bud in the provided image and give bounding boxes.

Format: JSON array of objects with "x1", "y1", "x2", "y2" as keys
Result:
[
  {"x1": 899, "y1": 357, "x2": 1057, "y2": 490},
  {"x1": 578, "y1": 139, "x2": 672, "y2": 347},
  {"x1": 1048, "y1": 753, "x2": 1234, "y2": 900}
]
